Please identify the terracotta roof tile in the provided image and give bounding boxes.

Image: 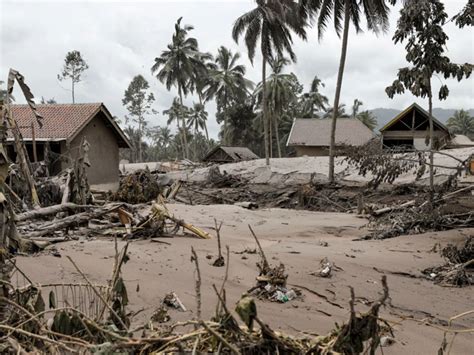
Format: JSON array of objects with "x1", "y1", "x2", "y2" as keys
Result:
[{"x1": 10, "y1": 103, "x2": 102, "y2": 140}]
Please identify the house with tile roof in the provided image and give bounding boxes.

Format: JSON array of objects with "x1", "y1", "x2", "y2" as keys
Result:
[
  {"x1": 286, "y1": 118, "x2": 375, "y2": 156},
  {"x1": 8, "y1": 103, "x2": 131, "y2": 189}
]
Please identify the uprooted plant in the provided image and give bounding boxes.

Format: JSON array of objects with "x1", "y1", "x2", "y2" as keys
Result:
[{"x1": 423, "y1": 236, "x2": 473, "y2": 287}]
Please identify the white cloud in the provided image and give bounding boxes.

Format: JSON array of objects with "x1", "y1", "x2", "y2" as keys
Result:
[{"x1": 1, "y1": 0, "x2": 472, "y2": 139}]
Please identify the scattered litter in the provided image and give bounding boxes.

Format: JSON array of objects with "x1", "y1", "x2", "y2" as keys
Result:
[{"x1": 163, "y1": 292, "x2": 187, "y2": 311}]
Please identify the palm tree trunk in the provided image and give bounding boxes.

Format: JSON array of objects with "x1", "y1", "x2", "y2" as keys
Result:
[
  {"x1": 329, "y1": 0, "x2": 351, "y2": 183},
  {"x1": 137, "y1": 119, "x2": 142, "y2": 162},
  {"x1": 262, "y1": 58, "x2": 270, "y2": 166},
  {"x1": 223, "y1": 93, "x2": 228, "y2": 145},
  {"x1": 178, "y1": 86, "x2": 188, "y2": 159},
  {"x1": 269, "y1": 109, "x2": 273, "y2": 158},
  {"x1": 198, "y1": 94, "x2": 210, "y2": 141},
  {"x1": 274, "y1": 112, "x2": 282, "y2": 158},
  {"x1": 428, "y1": 79, "x2": 434, "y2": 203}
]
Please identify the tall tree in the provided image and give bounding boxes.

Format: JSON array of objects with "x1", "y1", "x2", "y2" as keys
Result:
[
  {"x1": 323, "y1": 104, "x2": 349, "y2": 118},
  {"x1": 152, "y1": 17, "x2": 207, "y2": 159},
  {"x1": 351, "y1": 99, "x2": 363, "y2": 118},
  {"x1": 57, "y1": 50, "x2": 89, "y2": 103},
  {"x1": 447, "y1": 110, "x2": 474, "y2": 139},
  {"x1": 303, "y1": 0, "x2": 395, "y2": 182},
  {"x1": 122, "y1": 75, "x2": 155, "y2": 162},
  {"x1": 298, "y1": 75, "x2": 328, "y2": 118},
  {"x1": 386, "y1": 0, "x2": 472, "y2": 197},
  {"x1": 255, "y1": 56, "x2": 298, "y2": 157},
  {"x1": 206, "y1": 46, "x2": 253, "y2": 144},
  {"x1": 188, "y1": 103, "x2": 209, "y2": 160},
  {"x1": 189, "y1": 52, "x2": 214, "y2": 139},
  {"x1": 163, "y1": 98, "x2": 189, "y2": 129},
  {"x1": 123, "y1": 126, "x2": 149, "y2": 163},
  {"x1": 233, "y1": 0, "x2": 307, "y2": 165},
  {"x1": 148, "y1": 126, "x2": 174, "y2": 159}
]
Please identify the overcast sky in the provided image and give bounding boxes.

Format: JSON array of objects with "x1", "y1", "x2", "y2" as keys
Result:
[{"x1": 1, "y1": 0, "x2": 472, "y2": 139}]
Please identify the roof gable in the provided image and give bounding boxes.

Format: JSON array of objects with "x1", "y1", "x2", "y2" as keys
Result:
[
  {"x1": 380, "y1": 103, "x2": 449, "y2": 133},
  {"x1": 287, "y1": 118, "x2": 375, "y2": 147},
  {"x1": 203, "y1": 146, "x2": 259, "y2": 162},
  {"x1": 10, "y1": 103, "x2": 131, "y2": 148}
]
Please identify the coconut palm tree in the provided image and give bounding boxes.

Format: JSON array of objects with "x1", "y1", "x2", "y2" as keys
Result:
[
  {"x1": 298, "y1": 75, "x2": 329, "y2": 118},
  {"x1": 206, "y1": 46, "x2": 254, "y2": 144},
  {"x1": 163, "y1": 98, "x2": 189, "y2": 128},
  {"x1": 302, "y1": 0, "x2": 395, "y2": 182},
  {"x1": 188, "y1": 52, "x2": 214, "y2": 139},
  {"x1": 187, "y1": 103, "x2": 209, "y2": 160},
  {"x1": 232, "y1": 0, "x2": 307, "y2": 165},
  {"x1": 151, "y1": 17, "x2": 207, "y2": 159},
  {"x1": 323, "y1": 104, "x2": 349, "y2": 118},
  {"x1": 356, "y1": 110, "x2": 378, "y2": 131},
  {"x1": 447, "y1": 109, "x2": 474, "y2": 139},
  {"x1": 254, "y1": 56, "x2": 298, "y2": 157},
  {"x1": 351, "y1": 99, "x2": 363, "y2": 118}
]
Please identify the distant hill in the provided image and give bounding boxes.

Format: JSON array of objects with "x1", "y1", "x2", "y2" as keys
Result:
[{"x1": 370, "y1": 108, "x2": 474, "y2": 131}]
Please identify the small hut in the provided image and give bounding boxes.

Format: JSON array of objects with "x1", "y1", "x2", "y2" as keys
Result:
[{"x1": 202, "y1": 146, "x2": 259, "y2": 164}]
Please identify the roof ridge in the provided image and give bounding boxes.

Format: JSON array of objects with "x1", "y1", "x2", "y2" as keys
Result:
[{"x1": 11, "y1": 102, "x2": 103, "y2": 107}]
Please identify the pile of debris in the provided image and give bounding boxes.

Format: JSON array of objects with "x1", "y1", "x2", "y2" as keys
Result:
[
  {"x1": 0, "y1": 237, "x2": 395, "y2": 354},
  {"x1": 245, "y1": 226, "x2": 299, "y2": 303},
  {"x1": 112, "y1": 168, "x2": 162, "y2": 204},
  {"x1": 423, "y1": 236, "x2": 473, "y2": 287},
  {"x1": 207, "y1": 165, "x2": 247, "y2": 188},
  {"x1": 364, "y1": 185, "x2": 474, "y2": 240}
]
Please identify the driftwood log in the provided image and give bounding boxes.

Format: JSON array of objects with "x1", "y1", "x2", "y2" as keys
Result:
[
  {"x1": 21, "y1": 204, "x2": 123, "y2": 239},
  {"x1": 14, "y1": 203, "x2": 95, "y2": 222}
]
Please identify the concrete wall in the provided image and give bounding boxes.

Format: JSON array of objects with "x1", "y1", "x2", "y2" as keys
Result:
[
  {"x1": 64, "y1": 112, "x2": 120, "y2": 189},
  {"x1": 294, "y1": 146, "x2": 329, "y2": 157}
]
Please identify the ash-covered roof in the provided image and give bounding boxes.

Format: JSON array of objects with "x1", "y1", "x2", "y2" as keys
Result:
[
  {"x1": 203, "y1": 146, "x2": 259, "y2": 162},
  {"x1": 287, "y1": 118, "x2": 374, "y2": 147}
]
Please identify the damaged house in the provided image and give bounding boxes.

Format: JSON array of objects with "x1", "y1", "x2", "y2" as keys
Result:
[
  {"x1": 286, "y1": 118, "x2": 375, "y2": 156},
  {"x1": 202, "y1": 146, "x2": 259, "y2": 163},
  {"x1": 380, "y1": 103, "x2": 452, "y2": 150},
  {"x1": 8, "y1": 103, "x2": 131, "y2": 189}
]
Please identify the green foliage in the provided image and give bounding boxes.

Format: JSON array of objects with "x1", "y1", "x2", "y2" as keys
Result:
[
  {"x1": 356, "y1": 110, "x2": 378, "y2": 131},
  {"x1": 452, "y1": 1, "x2": 473, "y2": 28},
  {"x1": 386, "y1": 0, "x2": 472, "y2": 101},
  {"x1": 122, "y1": 75, "x2": 155, "y2": 162},
  {"x1": 447, "y1": 109, "x2": 474, "y2": 139},
  {"x1": 58, "y1": 50, "x2": 89, "y2": 84},
  {"x1": 232, "y1": 0, "x2": 307, "y2": 63},
  {"x1": 152, "y1": 17, "x2": 210, "y2": 158},
  {"x1": 323, "y1": 104, "x2": 349, "y2": 118},
  {"x1": 206, "y1": 46, "x2": 254, "y2": 143},
  {"x1": 302, "y1": 0, "x2": 396, "y2": 38},
  {"x1": 298, "y1": 75, "x2": 328, "y2": 118},
  {"x1": 57, "y1": 50, "x2": 89, "y2": 103},
  {"x1": 152, "y1": 17, "x2": 208, "y2": 96},
  {"x1": 123, "y1": 75, "x2": 155, "y2": 121}
]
